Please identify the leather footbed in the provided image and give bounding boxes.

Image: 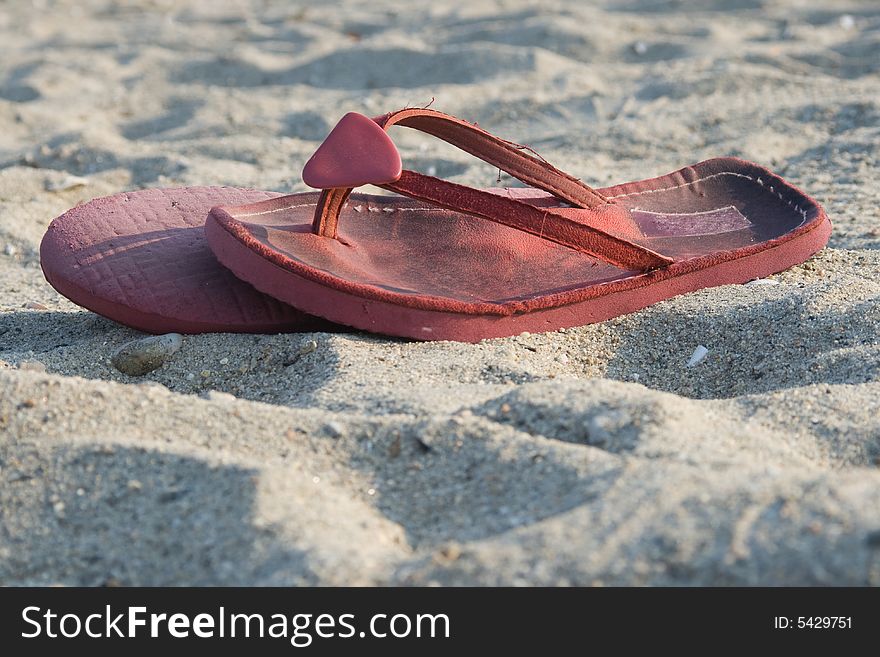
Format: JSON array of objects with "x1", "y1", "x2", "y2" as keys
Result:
[{"x1": 205, "y1": 157, "x2": 830, "y2": 342}]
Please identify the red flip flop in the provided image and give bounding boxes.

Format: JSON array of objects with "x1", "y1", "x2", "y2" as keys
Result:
[
  {"x1": 205, "y1": 108, "x2": 831, "y2": 342},
  {"x1": 40, "y1": 186, "x2": 331, "y2": 334}
]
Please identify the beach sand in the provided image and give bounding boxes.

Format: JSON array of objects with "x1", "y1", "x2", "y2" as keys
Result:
[{"x1": 1, "y1": 0, "x2": 879, "y2": 585}]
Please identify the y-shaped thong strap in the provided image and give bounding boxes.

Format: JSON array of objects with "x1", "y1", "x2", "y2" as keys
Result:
[{"x1": 301, "y1": 108, "x2": 673, "y2": 272}]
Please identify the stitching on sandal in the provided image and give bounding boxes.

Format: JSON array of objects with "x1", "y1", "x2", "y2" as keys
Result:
[
  {"x1": 630, "y1": 205, "x2": 741, "y2": 216},
  {"x1": 607, "y1": 171, "x2": 808, "y2": 223},
  {"x1": 233, "y1": 202, "x2": 314, "y2": 218}
]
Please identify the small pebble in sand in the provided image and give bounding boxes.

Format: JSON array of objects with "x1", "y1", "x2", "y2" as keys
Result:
[
  {"x1": 298, "y1": 340, "x2": 318, "y2": 356},
  {"x1": 23, "y1": 301, "x2": 48, "y2": 310},
  {"x1": 204, "y1": 390, "x2": 236, "y2": 403},
  {"x1": 745, "y1": 278, "x2": 780, "y2": 286},
  {"x1": 110, "y1": 333, "x2": 183, "y2": 376},
  {"x1": 3, "y1": 243, "x2": 17, "y2": 257},
  {"x1": 219, "y1": 357, "x2": 229, "y2": 365},
  {"x1": 284, "y1": 340, "x2": 319, "y2": 365},
  {"x1": 632, "y1": 40, "x2": 648, "y2": 55},
  {"x1": 839, "y1": 14, "x2": 855, "y2": 30},
  {"x1": 686, "y1": 345, "x2": 709, "y2": 368},
  {"x1": 19, "y1": 360, "x2": 46, "y2": 372},
  {"x1": 324, "y1": 421, "x2": 344, "y2": 438}
]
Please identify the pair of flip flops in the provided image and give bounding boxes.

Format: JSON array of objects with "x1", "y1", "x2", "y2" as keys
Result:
[{"x1": 41, "y1": 107, "x2": 831, "y2": 342}]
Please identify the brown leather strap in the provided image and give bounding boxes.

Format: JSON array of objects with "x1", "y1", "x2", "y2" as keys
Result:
[
  {"x1": 377, "y1": 108, "x2": 610, "y2": 208},
  {"x1": 382, "y1": 170, "x2": 671, "y2": 271},
  {"x1": 311, "y1": 188, "x2": 351, "y2": 240}
]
